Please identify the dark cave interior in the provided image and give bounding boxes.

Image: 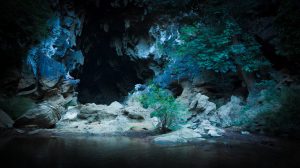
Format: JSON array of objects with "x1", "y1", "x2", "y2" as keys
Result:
[{"x1": 73, "y1": 0, "x2": 154, "y2": 104}]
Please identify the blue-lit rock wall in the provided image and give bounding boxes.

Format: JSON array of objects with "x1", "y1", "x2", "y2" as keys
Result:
[
  {"x1": 18, "y1": 1, "x2": 84, "y2": 94},
  {"x1": 154, "y1": 56, "x2": 200, "y2": 88}
]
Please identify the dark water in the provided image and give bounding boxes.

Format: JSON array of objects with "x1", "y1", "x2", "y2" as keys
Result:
[{"x1": 0, "y1": 136, "x2": 299, "y2": 168}]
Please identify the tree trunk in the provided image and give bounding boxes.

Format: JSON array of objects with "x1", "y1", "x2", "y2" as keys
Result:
[
  {"x1": 236, "y1": 65, "x2": 256, "y2": 93},
  {"x1": 232, "y1": 35, "x2": 256, "y2": 94}
]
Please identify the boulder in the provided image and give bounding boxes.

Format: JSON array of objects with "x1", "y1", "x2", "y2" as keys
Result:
[
  {"x1": 107, "y1": 101, "x2": 124, "y2": 114},
  {"x1": 122, "y1": 110, "x2": 145, "y2": 121},
  {"x1": 14, "y1": 103, "x2": 61, "y2": 128},
  {"x1": 123, "y1": 101, "x2": 152, "y2": 121},
  {"x1": 0, "y1": 109, "x2": 14, "y2": 128},
  {"x1": 189, "y1": 120, "x2": 225, "y2": 137},
  {"x1": 175, "y1": 81, "x2": 196, "y2": 106},
  {"x1": 214, "y1": 96, "x2": 244, "y2": 127},
  {"x1": 130, "y1": 126, "x2": 147, "y2": 131},
  {"x1": 78, "y1": 103, "x2": 117, "y2": 123},
  {"x1": 127, "y1": 113, "x2": 144, "y2": 120},
  {"x1": 46, "y1": 94, "x2": 68, "y2": 107},
  {"x1": 66, "y1": 96, "x2": 78, "y2": 107},
  {"x1": 44, "y1": 94, "x2": 76, "y2": 115},
  {"x1": 62, "y1": 106, "x2": 80, "y2": 121},
  {"x1": 207, "y1": 129, "x2": 222, "y2": 137},
  {"x1": 129, "y1": 122, "x2": 155, "y2": 131},
  {"x1": 189, "y1": 93, "x2": 216, "y2": 114},
  {"x1": 79, "y1": 103, "x2": 105, "y2": 114},
  {"x1": 154, "y1": 128, "x2": 203, "y2": 144}
]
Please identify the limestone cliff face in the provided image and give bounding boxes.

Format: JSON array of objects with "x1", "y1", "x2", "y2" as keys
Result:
[
  {"x1": 0, "y1": 0, "x2": 299, "y2": 135},
  {"x1": 18, "y1": 1, "x2": 84, "y2": 97},
  {"x1": 1, "y1": 0, "x2": 299, "y2": 102},
  {"x1": 0, "y1": 1, "x2": 85, "y2": 99}
]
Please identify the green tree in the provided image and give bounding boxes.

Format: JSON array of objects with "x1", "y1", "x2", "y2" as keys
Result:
[
  {"x1": 177, "y1": 17, "x2": 269, "y2": 92},
  {"x1": 139, "y1": 84, "x2": 188, "y2": 133}
]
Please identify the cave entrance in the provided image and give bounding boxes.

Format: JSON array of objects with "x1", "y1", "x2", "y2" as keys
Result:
[
  {"x1": 72, "y1": 1, "x2": 153, "y2": 104},
  {"x1": 77, "y1": 38, "x2": 153, "y2": 104}
]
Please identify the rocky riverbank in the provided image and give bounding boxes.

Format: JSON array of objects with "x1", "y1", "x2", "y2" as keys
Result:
[
  {"x1": 1, "y1": 0, "x2": 300, "y2": 147},
  {"x1": 0, "y1": 87, "x2": 280, "y2": 146}
]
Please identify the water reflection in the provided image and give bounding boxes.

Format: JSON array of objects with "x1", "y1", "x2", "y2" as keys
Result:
[{"x1": 0, "y1": 136, "x2": 299, "y2": 168}]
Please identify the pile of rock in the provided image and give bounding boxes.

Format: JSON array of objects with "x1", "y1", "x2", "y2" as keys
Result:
[{"x1": 55, "y1": 100, "x2": 156, "y2": 134}]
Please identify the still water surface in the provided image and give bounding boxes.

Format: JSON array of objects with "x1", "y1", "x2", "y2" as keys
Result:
[{"x1": 0, "y1": 136, "x2": 299, "y2": 168}]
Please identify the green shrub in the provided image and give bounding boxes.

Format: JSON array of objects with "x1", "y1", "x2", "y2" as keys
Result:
[
  {"x1": 245, "y1": 86, "x2": 300, "y2": 135},
  {"x1": 262, "y1": 87, "x2": 300, "y2": 133},
  {"x1": 0, "y1": 96, "x2": 36, "y2": 120},
  {"x1": 139, "y1": 84, "x2": 188, "y2": 133}
]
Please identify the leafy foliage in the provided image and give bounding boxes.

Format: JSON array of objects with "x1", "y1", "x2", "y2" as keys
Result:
[
  {"x1": 249, "y1": 87, "x2": 300, "y2": 135},
  {"x1": 139, "y1": 84, "x2": 188, "y2": 132},
  {"x1": 232, "y1": 82, "x2": 300, "y2": 136},
  {"x1": 176, "y1": 18, "x2": 269, "y2": 73}
]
